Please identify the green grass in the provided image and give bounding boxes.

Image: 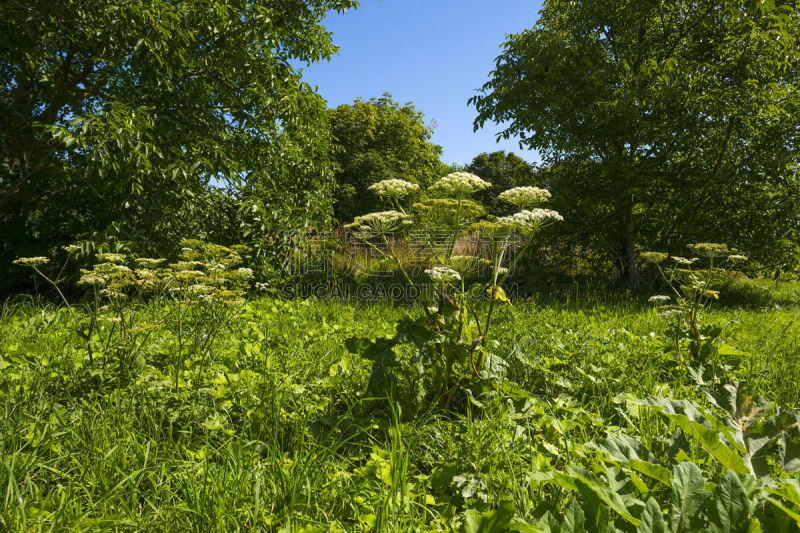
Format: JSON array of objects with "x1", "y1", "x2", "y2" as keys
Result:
[{"x1": 1, "y1": 288, "x2": 799, "y2": 531}]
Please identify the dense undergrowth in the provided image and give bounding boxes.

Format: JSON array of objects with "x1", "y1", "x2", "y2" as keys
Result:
[{"x1": 1, "y1": 284, "x2": 799, "y2": 531}]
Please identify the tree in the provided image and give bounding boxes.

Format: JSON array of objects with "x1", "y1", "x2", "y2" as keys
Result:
[
  {"x1": 471, "y1": 0, "x2": 800, "y2": 286},
  {"x1": 328, "y1": 94, "x2": 443, "y2": 222},
  {"x1": 0, "y1": 0, "x2": 358, "y2": 290},
  {"x1": 467, "y1": 151, "x2": 540, "y2": 215}
]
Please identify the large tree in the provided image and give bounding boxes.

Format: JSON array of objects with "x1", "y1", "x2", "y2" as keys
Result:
[
  {"x1": 0, "y1": 0, "x2": 358, "y2": 285},
  {"x1": 471, "y1": 0, "x2": 800, "y2": 285},
  {"x1": 327, "y1": 94, "x2": 443, "y2": 222}
]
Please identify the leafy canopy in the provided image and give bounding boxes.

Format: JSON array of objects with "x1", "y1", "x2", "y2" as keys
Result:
[
  {"x1": 327, "y1": 93, "x2": 443, "y2": 222},
  {"x1": 0, "y1": 0, "x2": 359, "y2": 289},
  {"x1": 470, "y1": 0, "x2": 800, "y2": 284}
]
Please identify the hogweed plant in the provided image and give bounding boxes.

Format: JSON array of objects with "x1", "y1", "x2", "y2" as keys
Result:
[
  {"x1": 643, "y1": 244, "x2": 748, "y2": 368},
  {"x1": 345, "y1": 173, "x2": 562, "y2": 411},
  {"x1": 13, "y1": 240, "x2": 253, "y2": 386}
]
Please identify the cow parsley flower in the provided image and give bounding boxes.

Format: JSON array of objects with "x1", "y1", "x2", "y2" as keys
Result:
[
  {"x1": 640, "y1": 252, "x2": 668, "y2": 265},
  {"x1": 671, "y1": 256, "x2": 699, "y2": 265},
  {"x1": 96, "y1": 253, "x2": 125, "y2": 263},
  {"x1": 648, "y1": 295, "x2": 671, "y2": 304},
  {"x1": 429, "y1": 172, "x2": 491, "y2": 197},
  {"x1": 659, "y1": 308, "x2": 684, "y2": 319},
  {"x1": 13, "y1": 257, "x2": 50, "y2": 267},
  {"x1": 136, "y1": 258, "x2": 166, "y2": 267},
  {"x1": 498, "y1": 186, "x2": 551, "y2": 209},
  {"x1": 688, "y1": 243, "x2": 729, "y2": 258},
  {"x1": 728, "y1": 254, "x2": 748, "y2": 262},
  {"x1": 498, "y1": 209, "x2": 563, "y2": 230},
  {"x1": 368, "y1": 179, "x2": 420, "y2": 199},
  {"x1": 425, "y1": 266, "x2": 461, "y2": 283},
  {"x1": 62, "y1": 244, "x2": 82, "y2": 254},
  {"x1": 346, "y1": 210, "x2": 412, "y2": 235}
]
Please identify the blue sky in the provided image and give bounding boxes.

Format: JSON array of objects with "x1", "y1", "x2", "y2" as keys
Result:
[{"x1": 299, "y1": 0, "x2": 544, "y2": 166}]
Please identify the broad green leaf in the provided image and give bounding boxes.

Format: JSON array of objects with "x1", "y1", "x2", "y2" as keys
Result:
[
  {"x1": 707, "y1": 471, "x2": 750, "y2": 533},
  {"x1": 638, "y1": 498, "x2": 668, "y2": 533},
  {"x1": 565, "y1": 466, "x2": 642, "y2": 526},
  {"x1": 668, "y1": 462, "x2": 710, "y2": 533},
  {"x1": 460, "y1": 498, "x2": 516, "y2": 533}
]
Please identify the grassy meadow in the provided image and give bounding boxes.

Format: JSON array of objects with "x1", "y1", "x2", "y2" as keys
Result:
[{"x1": 1, "y1": 283, "x2": 799, "y2": 531}]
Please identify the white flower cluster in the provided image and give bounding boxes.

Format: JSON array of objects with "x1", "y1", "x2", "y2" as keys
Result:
[
  {"x1": 672, "y1": 256, "x2": 699, "y2": 265},
  {"x1": 345, "y1": 210, "x2": 413, "y2": 235},
  {"x1": 368, "y1": 179, "x2": 420, "y2": 198},
  {"x1": 429, "y1": 172, "x2": 491, "y2": 197},
  {"x1": 498, "y1": 208, "x2": 564, "y2": 229},
  {"x1": 12, "y1": 257, "x2": 50, "y2": 267},
  {"x1": 425, "y1": 266, "x2": 461, "y2": 283},
  {"x1": 648, "y1": 295, "x2": 671, "y2": 304},
  {"x1": 659, "y1": 309, "x2": 684, "y2": 319},
  {"x1": 728, "y1": 254, "x2": 748, "y2": 262},
  {"x1": 96, "y1": 253, "x2": 126, "y2": 263},
  {"x1": 498, "y1": 186, "x2": 551, "y2": 209}
]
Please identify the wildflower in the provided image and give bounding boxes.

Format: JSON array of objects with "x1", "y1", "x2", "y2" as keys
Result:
[
  {"x1": 640, "y1": 252, "x2": 668, "y2": 265},
  {"x1": 414, "y1": 199, "x2": 485, "y2": 227},
  {"x1": 648, "y1": 295, "x2": 671, "y2": 304},
  {"x1": 428, "y1": 172, "x2": 491, "y2": 197},
  {"x1": 671, "y1": 256, "x2": 698, "y2": 265},
  {"x1": 236, "y1": 267, "x2": 254, "y2": 277},
  {"x1": 62, "y1": 244, "x2": 82, "y2": 254},
  {"x1": 688, "y1": 243, "x2": 729, "y2": 258},
  {"x1": 78, "y1": 272, "x2": 106, "y2": 287},
  {"x1": 496, "y1": 267, "x2": 509, "y2": 276},
  {"x1": 498, "y1": 186, "x2": 551, "y2": 209},
  {"x1": 12, "y1": 257, "x2": 50, "y2": 267},
  {"x1": 96, "y1": 253, "x2": 125, "y2": 263},
  {"x1": 346, "y1": 211, "x2": 412, "y2": 236},
  {"x1": 498, "y1": 209, "x2": 563, "y2": 231},
  {"x1": 425, "y1": 266, "x2": 461, "y2": 283},
  {"x1": 171, "y1": 261, "x2": 204, "y2": 271},
  {"x1": 728, "y1": 254, "x2": 748, "y2": 262},
  {"x1": 136, "y1": 258, "x2": 166, "y2": 267},
  {"x1": 368, "y1": 179, "x2": 420, "y2": 199},
  {"x1": 658, "y1": 308, "x2": 684, "y2": 319},
  {"x1": 470, "y1": 219, "x2": 516, "y2": 239}
]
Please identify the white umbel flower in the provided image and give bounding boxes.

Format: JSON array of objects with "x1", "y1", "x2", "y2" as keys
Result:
[
  {"x1": 345, "y1": 210, "x2": 413, "y2": 235},
  {"x1": 425, "y1": 266, "x2": 462, "y2": 283},
  {"x1": 648, "y1": 295, "x2": 671, "y2": 304},
  {"x1": 13, "y1": 257, "x2": 50, "y2": 267},
  {"x1": 728, "y1": 254, "x2": 748, "y2": 262},
  {"x1": 498, "y1": 186, "x2": 551, "y2": 209},
  {"x1": 498, "y1": 208, "x2": 563, "y2": 230},
  {"x1": 429, "y1": 172, "x2": 491, "y2": 197},
  {"x1": 368, "y1": 179, "x2": 420, "y2": 199}
]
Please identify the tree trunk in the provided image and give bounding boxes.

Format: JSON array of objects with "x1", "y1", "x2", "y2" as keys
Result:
[{"x1": 616, "y1": 193, "x2": 639, "y2": 288}]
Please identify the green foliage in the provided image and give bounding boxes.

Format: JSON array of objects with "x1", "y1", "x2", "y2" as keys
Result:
[
  {"x1": 344, "y1": 174, "x2": 563, "y2": 411},
  {"x1": 0, "y1": 0, "x2": 358, "y2": 292},
  {"x1": 471, "y1": 0, "x2": 800, "y2": 285},
  {"x1": 328, "y1": 94, "x2": 444, "y2": 221},
  {"x1": 0, "y1": 284, "x2": 799, "y2": 529},
  {"x1": 467, "y1": 151, "x2": 541, "y2": 216}
]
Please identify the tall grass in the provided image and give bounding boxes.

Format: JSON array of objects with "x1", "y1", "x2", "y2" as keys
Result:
[{"x1": 1, "y1": 288, "x2": 798, "y2": 530}]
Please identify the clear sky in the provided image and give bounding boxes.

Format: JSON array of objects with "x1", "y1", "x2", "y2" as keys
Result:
[{"x1": 299, "y1": 0, "x2": 544, "y2": 166}]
